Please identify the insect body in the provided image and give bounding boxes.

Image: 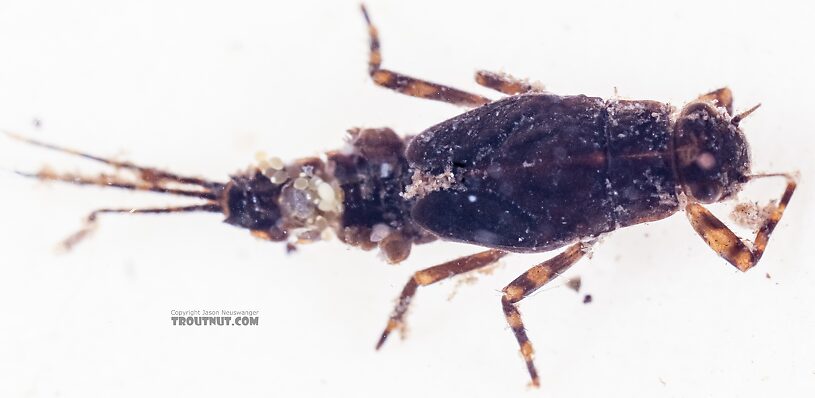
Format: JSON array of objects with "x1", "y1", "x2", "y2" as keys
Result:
[
  {"x1": 407, "y1": 93, "x2": 680, "y2": 252},
  {"x1": 358, "y1": 5, "x2": 796, "y2": 386},
  {"x1": 9, "y1": 5, "x2": 797, "y2": 388}
]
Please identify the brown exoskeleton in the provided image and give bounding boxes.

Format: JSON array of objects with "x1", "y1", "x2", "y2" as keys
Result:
[{"x1": 7, "y1": 4, "x2": 797, "y2": 388}]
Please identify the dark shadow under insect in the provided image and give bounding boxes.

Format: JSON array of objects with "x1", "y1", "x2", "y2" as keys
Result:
[{"x1": 8, "y1": 4, "x2": 797, "y2": 388}]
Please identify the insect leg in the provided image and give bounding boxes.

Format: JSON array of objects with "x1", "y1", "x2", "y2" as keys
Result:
[
  {"x1": 501, "y1": 241, "x2": 592, "y2": 387},
  {"x1": 685, "y1": 173, "x2": 797, "y2": 272},
  {"x1": 697, "y1": 87, "x2": 734, "y2": 114},
  {"x1": 375, "y1": 249, "x2": 507, "y2": 349},
  {"x1": 360, "y1": 5, "x2": 491, "y2": 108},
  {"x1": 475, "y1": 70, "x2": 544, "y2": 95},
  {"x1": 5, "y1": 132, "x2": 223, "y2": 189},
  {"x1": 60, "y1": 204, "x2": 222, "y2": 251}
]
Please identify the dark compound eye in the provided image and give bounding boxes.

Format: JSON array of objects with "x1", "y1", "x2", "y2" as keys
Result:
[{"x1": 689, "y1": 182, "x2": 723, "y2": 203}]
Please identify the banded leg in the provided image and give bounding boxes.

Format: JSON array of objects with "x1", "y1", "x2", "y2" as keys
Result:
[
  {"x1": 375, "y1": 249, "x2": 507, "y2": 349},
  {"x1": 4, "y1": 132, "x2": 223, "y2": 189},
  {"x1": 501, "y1": 241, "x2": 592, "y2": 387},
  {"x1": 697, "y1": 87, "x2": 734, "y2": 115},
  {"x1": 61, "y1": 204, "x2": 222, "y2": 251},
  {"x1": 475, "y1": 70, "x2": 544, "y2": 95},
  {"x1": 360, "y1": 5, "x2": 491, "y2": 108},
  {"x1": 686, "y1": 173, "x2": 797, "y2": 272}
]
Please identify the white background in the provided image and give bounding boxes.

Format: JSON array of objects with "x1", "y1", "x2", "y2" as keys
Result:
[{"x1": 1, "y1": 0, "x2": 813, "y2": 397}]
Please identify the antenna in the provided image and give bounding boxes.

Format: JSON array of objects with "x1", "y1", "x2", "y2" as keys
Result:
[{"x1": 731, "y1": 103, "x2": 762, "y2": 126}]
